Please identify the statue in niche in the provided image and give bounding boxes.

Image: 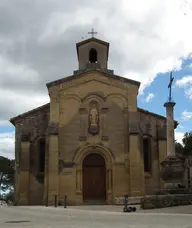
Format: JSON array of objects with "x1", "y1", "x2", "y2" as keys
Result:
[{"x1": 88, "y1": 104, "x2": 99, "y2": 135}]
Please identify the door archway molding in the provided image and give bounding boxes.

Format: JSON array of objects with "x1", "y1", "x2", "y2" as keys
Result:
[
  {"x1": 73, "y1": 144, "x2": 114, "y2": 204},
  {"x1": 73, "y1": 144, "x2": 114, "y2": 168}
]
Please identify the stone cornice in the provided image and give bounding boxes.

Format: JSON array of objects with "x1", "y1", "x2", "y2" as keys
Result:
[{"x1": 46, "y1": 69, "x2": 141, "y2": 88}]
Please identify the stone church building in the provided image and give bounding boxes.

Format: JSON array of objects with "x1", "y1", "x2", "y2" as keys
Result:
[{"x1": 10, "y1": 36, "x2": 176, "y2": 205}]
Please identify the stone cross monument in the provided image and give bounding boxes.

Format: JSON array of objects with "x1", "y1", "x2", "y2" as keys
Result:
[
  {"x1": 164, "y1": 71, "x2": 176, "y2": 156},
  {"x1": 160, "y1": 72, "x2": 184, "y2": 187}
]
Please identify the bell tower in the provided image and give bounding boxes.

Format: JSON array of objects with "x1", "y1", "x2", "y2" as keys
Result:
[{"x1": 76, "y1": 29, "x2": 109, "y2": 71}]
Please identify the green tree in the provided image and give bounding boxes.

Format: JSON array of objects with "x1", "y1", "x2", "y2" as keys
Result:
[
  {"x1": 182, "y1": 132, "x2": 192, "y2": 156},
  {"x1": 175, "y1": 141, "x2": 184, "y2": 155},
  {"x1": 0, "y1": 156, "x2": 14, "y2": 199},
  {"x1": 175, "y1": 131, "x2": 192, "y2": 157},
  {"x1": 3, "y1": 189, "x2": 14, "y2": 203}
]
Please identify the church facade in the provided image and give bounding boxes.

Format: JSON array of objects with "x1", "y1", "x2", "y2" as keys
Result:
[{"x1": 10, "y1": 37, "x2": 177, "y2": 205}]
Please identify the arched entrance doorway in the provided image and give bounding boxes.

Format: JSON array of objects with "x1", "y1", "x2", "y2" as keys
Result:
[{"x1": 83, "y1": 153, "x2": 106, "y2": 201}]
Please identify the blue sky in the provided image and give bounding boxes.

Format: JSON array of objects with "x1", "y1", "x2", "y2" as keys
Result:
[{"x1": 138, "y1": 58, "x2": 192, "y2": 143}]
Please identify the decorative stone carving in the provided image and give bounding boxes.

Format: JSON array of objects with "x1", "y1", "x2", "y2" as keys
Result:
[
  {"x1": 88, "y1": 104, "x2": 99, "y2": 135},
  {"x1": 45, "y1": 123, "x2": 59, "y2": 135}
]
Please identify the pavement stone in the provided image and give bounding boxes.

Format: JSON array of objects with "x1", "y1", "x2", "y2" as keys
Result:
[{"x1": 0, "y1": 205, "x2": 192, "y2": 228}]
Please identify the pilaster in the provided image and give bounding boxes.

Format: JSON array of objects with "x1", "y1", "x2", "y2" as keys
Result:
[
  {"x1": 129, "y1": 116, "x2": 145, "y2": 196},
  {"x1": 43, "y1": 136, "x2": 49, "y2": 204},
  {"x1": 46, "y1": 123, "x2": 59, "y2": 205},
  {"x1": 19, "y1": 136, "x2": 30, "y2": 205}
]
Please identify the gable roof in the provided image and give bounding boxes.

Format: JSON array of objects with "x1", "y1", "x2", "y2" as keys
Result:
[
  {"x1": 9, "y1": 103, "x2": 50, "y2": 126},
  {"x1": 46, "y1": 69, "x2": 141, "y2": 88}
]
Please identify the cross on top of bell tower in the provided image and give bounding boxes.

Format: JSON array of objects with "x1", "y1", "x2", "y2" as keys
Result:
[
  {"x1": 88, "y1": 28, "x2": 98, "y2": 38},
  {"x1": 75, "y1": 29, "x2": 110, "y2": 73}
]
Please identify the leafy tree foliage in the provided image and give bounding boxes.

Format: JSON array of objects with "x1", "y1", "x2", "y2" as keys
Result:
[
  {"x1": 2, "y1": 189, "x2": 14, "y2": 203},
  {"x1": 175, "y1": 132, "x2": 192, "y2": 157},
  {"x1": 0, "y1": 156, "x2": 14, "y2": 199}
]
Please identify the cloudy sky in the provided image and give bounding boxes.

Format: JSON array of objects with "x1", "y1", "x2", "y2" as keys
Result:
[{"x1": 0, "y1": 0, "x2": 192, "y2": 159}]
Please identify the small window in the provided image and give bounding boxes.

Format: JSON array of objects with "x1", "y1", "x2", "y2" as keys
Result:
[
  {"x1": 39, "y1": 139, "x2": 45, "y2": 173},
  {"x1": 143, "y1": 138, "x2": 151, "y2": 172},
  {"x1": 89, "y1": 48, "x2": 97, "y2": 63}
]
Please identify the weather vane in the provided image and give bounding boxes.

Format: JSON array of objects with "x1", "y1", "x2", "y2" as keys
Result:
[
  {"x1": 88, "y1": 28, "x2": 98, "y2": 38},
  {"x1": 168, "y1": 71, "x2": 174, "y2": 102}
]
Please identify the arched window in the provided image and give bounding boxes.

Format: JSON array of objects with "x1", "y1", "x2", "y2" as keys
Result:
[
  {"x1": 89, "y1": 48, "x2": 97, "y2": 63},
  {"x1": 143, "y1": 137, "x2": 151, "y2": 172},
  {"x1": 39, "y1": 138, "x2": 45, "y2": 173}
]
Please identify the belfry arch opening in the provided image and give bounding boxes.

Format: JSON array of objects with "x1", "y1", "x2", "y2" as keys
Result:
[{"x1": 89, "y1": 48, "x2": 97, "y2": 63}]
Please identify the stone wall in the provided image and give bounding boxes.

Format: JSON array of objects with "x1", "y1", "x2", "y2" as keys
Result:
[
  {"x1": 115, "y1": 196, "x2": 142, "y2": 205},
  {"x1": 12, "y1": 87, "x2": 170, "y2": 205},
  {"x1": 139, "y1": 111, "x2": 167, "y2": 195},
  {"x1": 14, "y1": 104, "x2": 50, "y2": 205},
  {"x1": 141, "y1": 194, "x2": 192, "y2": 209}
]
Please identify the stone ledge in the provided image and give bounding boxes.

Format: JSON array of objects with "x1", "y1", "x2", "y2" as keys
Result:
[
  {"x1": 115, "y1": 196, "x2": 142, "y2": 205},
  {"x1": 141, "y1": 194, "x2": 192, "y2": 209}
]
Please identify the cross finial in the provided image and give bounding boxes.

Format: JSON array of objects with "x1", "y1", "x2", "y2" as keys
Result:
[
  {"x1": 168, "y1": 71, "x2": 174, "y2": 102},
  {"x1": 88, "y1": 28, "x2": 98, "y2": 38}
]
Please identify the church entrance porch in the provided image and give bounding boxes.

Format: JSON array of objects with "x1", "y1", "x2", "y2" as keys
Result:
[{"x1": 83, "y1": 153, "x2": 106, "y2": 202}]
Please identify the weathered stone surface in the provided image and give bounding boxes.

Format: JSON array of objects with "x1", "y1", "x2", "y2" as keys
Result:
[
  {"x1": 115, "y1": 196, "x2": 142, "y2": 205},
  {"x1": 160, "y1": 155, "x2": 185, "y2": 183},
  {"x1": 10, "y1": 38, "x2": 174, "y2": 206},
  {"x1": 154, "y1": 188, "x2": 192, "y2": 195},
  {"x1": 45, "y1": 123, "x2": 59, "y2": 135},
  {"x1": 20, "y1": 134, "x2": 31, "y2": 142},
  {"x1": 141, "y1": 194, "x2": 192, "y2": 209}
]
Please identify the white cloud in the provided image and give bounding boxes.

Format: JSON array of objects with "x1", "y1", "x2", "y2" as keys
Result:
[
  {"x1": 0, "y1": 0, "x2": 192, "y2": 123},
  {"x1": 181, "y1": 109, "x2": 192, "y2": 121},
  {"x1": 0, "y1": 132, "x2": 15, "y2": 159},
  {"x1": 175, "y1": 131, "x2": 185, "y2": 144},
  {"x1": 0, "y1": 55, "x2": 40, "y2": 84},
  {"x1": 175, "y1": 76, "x2": 192, "y2": 100},
  {"x1": 145, "y1": 93, "x2": 155, "y2": 102}
]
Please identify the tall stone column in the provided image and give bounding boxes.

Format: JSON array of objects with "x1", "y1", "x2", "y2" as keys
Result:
[
  {"x1": 160, "y1": 101, "x2": 184, "y2": 187},
  {"x1": 164, "y1": 102, "x2": 176, "y2": 156}
]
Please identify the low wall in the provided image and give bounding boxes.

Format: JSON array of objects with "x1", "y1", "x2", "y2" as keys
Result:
[
  {"x1": 141, "y1": 194, "x2": 192, "y2": 209},
  {"x1": 115, "y1": 196, "x2": 142, "y2": 205}
]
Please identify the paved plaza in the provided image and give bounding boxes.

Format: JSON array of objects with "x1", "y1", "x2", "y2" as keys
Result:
[{"x1": 1, "y1": 205, "x2": 192, "y2": 228}]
